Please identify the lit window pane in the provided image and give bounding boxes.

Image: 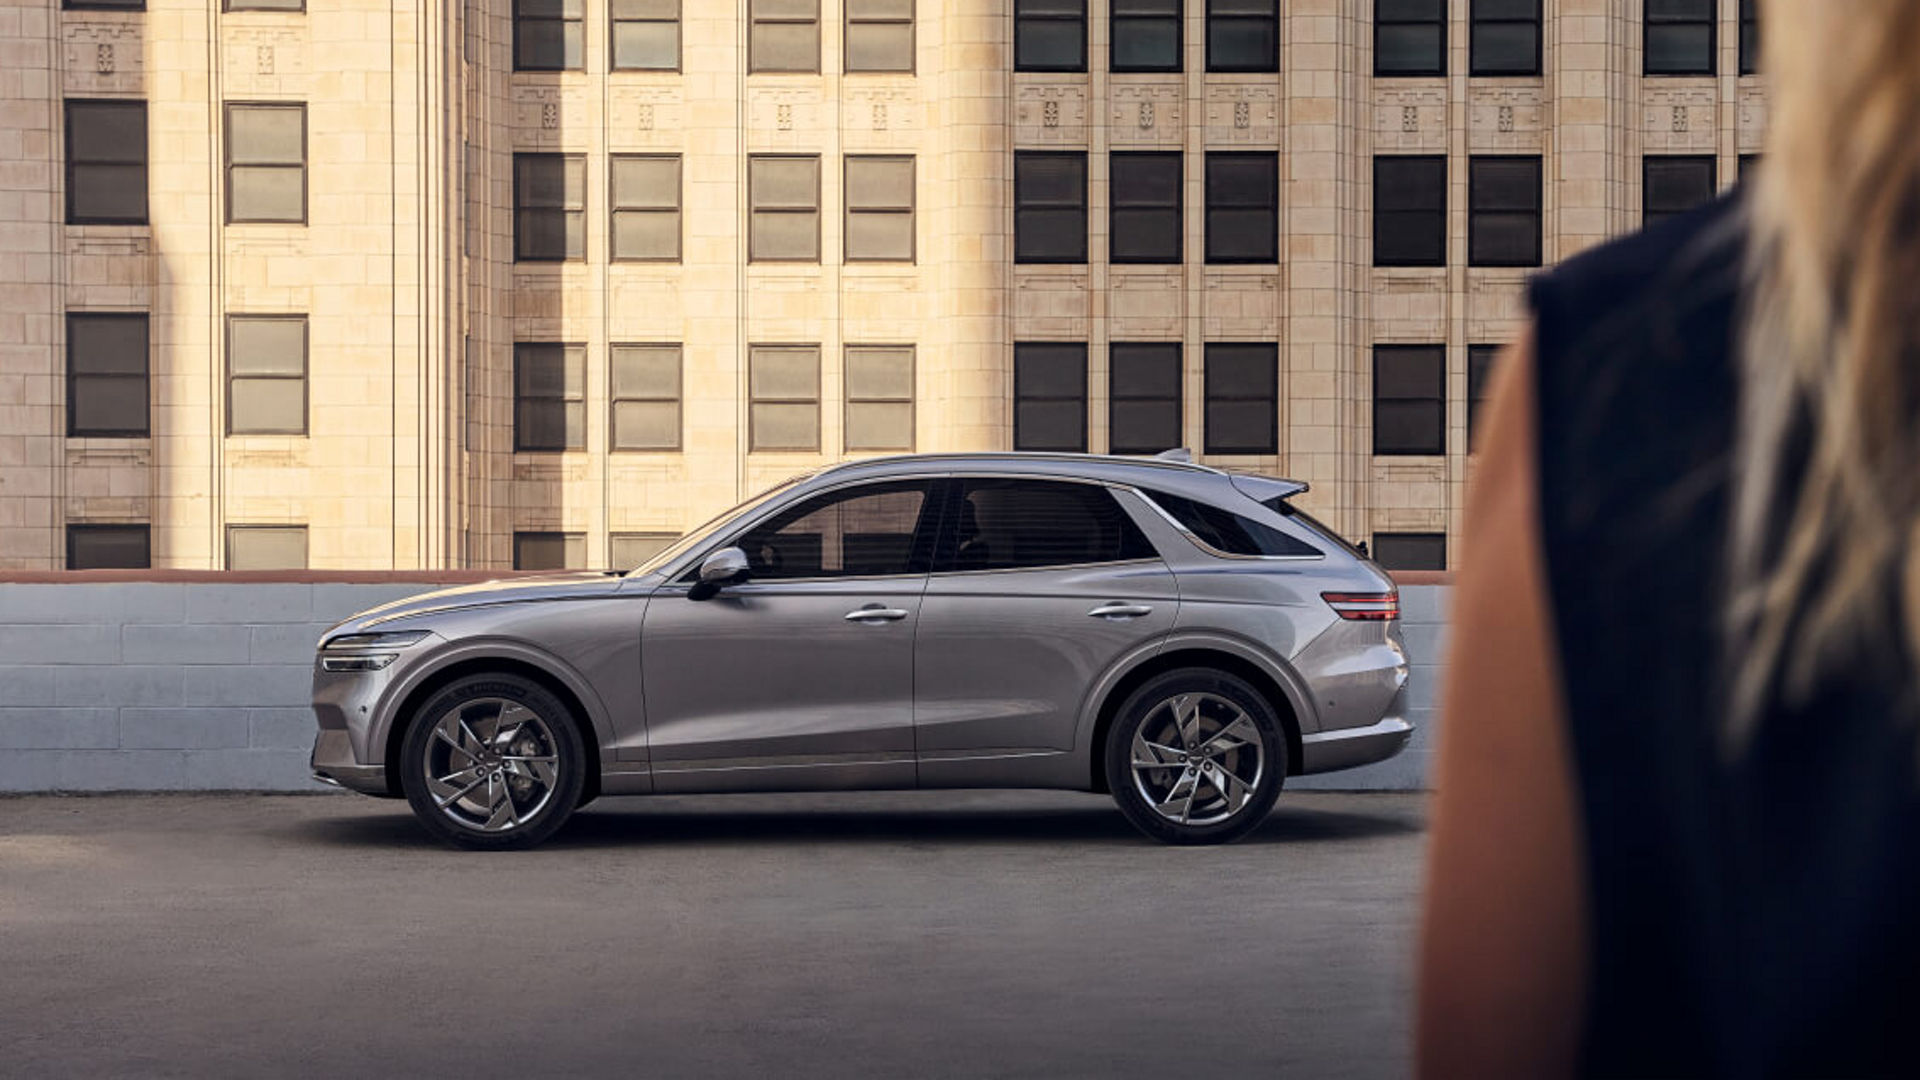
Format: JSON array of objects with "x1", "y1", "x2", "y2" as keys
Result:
[
  {"x1": 612, "y1": 401, "x2": 680, "y2": 449},
  {"x1": 845, "y1": 401, "x2": 912, "y2": 451},
  {"x1": 846, "y1": 22, "x2": 912, "y2": 72},
  {"x1": 230, "y1": 167, "x2": 304, "y2": 223},
  {"x1": 227, "y1": 527, "x2": 307, "y2": 570},
  {"x1": 751, "y1": 402, "x2": 820, "y2": 451},
  {"x1": 230, "y1": 378, "x2": 305, "y2": 434},
  {"x1": 229, "y1": 318, "x2": 307, "y2": 376}
]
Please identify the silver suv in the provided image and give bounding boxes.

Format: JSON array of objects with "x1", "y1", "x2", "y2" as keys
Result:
[{"x1": 311, "y1": 453, "x2": 1411, "y2": 849}]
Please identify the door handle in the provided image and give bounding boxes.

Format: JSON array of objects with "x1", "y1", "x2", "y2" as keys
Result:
[
  {"x1": 1088, "y1": 602, "x2": 1154, "y2": 620},
  {"x1": 845, "y1": 605, "x2": 911, "y2": 623}
]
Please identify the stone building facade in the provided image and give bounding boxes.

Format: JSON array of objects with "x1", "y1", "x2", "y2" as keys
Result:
[{"x1": 0, "y1": 0, "x2": 1764, "y2": 570}]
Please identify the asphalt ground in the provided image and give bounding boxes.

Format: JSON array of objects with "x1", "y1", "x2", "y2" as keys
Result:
[{"x1": 0, "y1": 790, "x2": 1427, "y2": 1079}]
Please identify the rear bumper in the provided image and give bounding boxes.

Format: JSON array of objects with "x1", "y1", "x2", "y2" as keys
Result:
[
  {"x1": 1296, "y1": 716, "x2": 1414, "y2": 775},
  {"x1": 310, "y1": 729, "x2": 394, "y2": 796}
]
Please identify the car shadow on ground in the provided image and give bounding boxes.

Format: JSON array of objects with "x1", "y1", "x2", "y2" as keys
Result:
[{"x1": 288, "y1": 795, "x2": 1426, "y2": 851}]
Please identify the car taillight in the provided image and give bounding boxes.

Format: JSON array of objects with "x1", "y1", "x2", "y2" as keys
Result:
[{"x1": 1323, "y1": 591, "x2": 1399, "y2": 621}]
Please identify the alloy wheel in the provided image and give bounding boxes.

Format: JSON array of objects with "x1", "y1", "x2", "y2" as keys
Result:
[
  {"x1": 1128, "y1": 692, "x2": 1266, "y2": 826},
  {"x1": 422, "y1": 697, "x2": 561, "y2": 833}
]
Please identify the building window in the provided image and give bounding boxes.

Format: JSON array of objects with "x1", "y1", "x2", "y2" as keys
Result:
[
  {"x1": 611, "y1": 532, "x2": 678, "y2": 568},
  {"x1": 67, "y1": 525, "x2": 150, "y2": 570},
  {"x1": 1110, "y1": 152, "x2": 1181, "y2": 264},
  {"x1": 67, "y1": 313, "x2": 148, "y2": 438},
  {"x1": 515, "y1": 532, "x2": 585, "y2": 571},
  {"x1": 1373, "y1": 345, "x2": 1445, "y2": 456},
  {"x1": 1739, "y1": 0, "x2": 1758, "y2": 75},
  {"x1": 227, "y1": 526, "x2": 307, "y2": 571},
  {"x1": 1471, "y1": 0, "x2": 1541, "y2": 76},
  {"x1": 514, "y1": 343, "x2": 586, "y2": 452},
  {"x1": 66, "y1": 100, "x2": 146, "y2": 225},
  {"x1": 846, "y1": 0, "x2": 913, "y2": 72},
  {"x1": 1109, "y1": 342, "x2": 1181, "y2": 456},
  {"x1": 610, "y1": 154, "x2": 680, "y2": 261},
  {"x1": 64, "y1": 0, "x2": 143, "y2": 9},
  {"x1": 1469, "y1": 156, "x2": 1542, "y2": 267},
  {"x1": 1014, "y1": 151, "x2": 1087, "y2": 264},
  {"x1": 1645, "y1": 0, "x2": 1714, "y2": 76},
  {"x1": 225, "y1": 103, "x2": 306, "y2": 224},
  {"x1": 1373, "y1": 532, "x2": 1446, "y2": 571},
  {"x1": 1206, "y1": 152, "x2": 1279, "y2": 264},
  {"x1": 1013, "y1": 342, "x2": 1087, "y2": 452},
  {"x1": 845, "y1": 155, "x2": 915, "y2": 262},
  {"x1": 1015, "y1": 0, "x2": 1086, "y2": 73},
  {"x1": 1738, "y1": 154, "x2": 1760, "y2": 182},
  {"x1": 612, "y1": 0, "x2": 679, "y2": 70},
  {"x1": 1374, "y1": 156, "x2": 1446, "y2": 267},
  {"x1": 1644, "y1": 155, "x2": 1716, "y2": 228},
  {"x1": 1468, "y1": 344, "x2": 1497, "y2": 449},
  {"x1": 515, "y1": 153, "x2": 586, "y2": 262},
  {"x1": 1113, "y1": 0, "x2": 1181, "y2": 73},
  {"x1": 225, "y1": 0, "x2": 304, "y2": 11},
  {"x1": 1208, "y1": 0, "x2": 1279, "y2": 72},
  {"x1": 748, "y1": 155, "x2": 821, "y2": 262},
  {"x1": 228, "y1": 316, "x2": 308, "y2": 435},
  {"x1": 750, "y1": 0, "x2": 820, "y2": 72},
  {"x1": 1204, "y1": 343, "x2": 1278, "y2": 456},
  {"x1": 845, "y1": 345, "x2": 915, "y2": 451},
  {"x1": 750, "y1": 345, "x2": 821, "y2": 451},
  {"x1": 610, "y1": 343, "x2": 681, "y2": 451},
  {"x1": 1376, "y1": 0, "x2": 1446, "y2": 77},
  {"x1": 515, "y1": 0, "x2": 583, "y2": 71}
]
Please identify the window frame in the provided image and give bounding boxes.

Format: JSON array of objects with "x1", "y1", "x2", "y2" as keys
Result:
[
  {"x1": 1372, "y1": 344, "x2": 1446, "y2": 457},
  {"x1": 1012, "y1": 342, "x2": 1088, "y2": 453},
  {"x1": 1375, "y1": 0, "x2": 1448, "y2": 78},
  {"x1": 1206, "y1": 0, "x2": 1279, "y2": 73},
  {"x1": 1111, "y1": 0, "x2": 1182, "y2": 74},
  {"x1": 843, "y1": 344, "x2": 916, "y2": 453},
  {"x1": 747, "y1": 154, "x2": 822, "y2": 263},
  {"x1": 748, "y1": 343, "x2": 823, "y2": 452},
  {"x1": 843, "y1": 154, "x2": 916, "y2": 263},
  {"x1": 66, "y1": 312, "x2": 150, "y2": 439},
  {"x1": 514, "y1": 342, "x2": 588, "y2": 452},
  {"x1": 1470, "y1": 0, "x2": 1542, "y2": 76},
  {"x1": 514, "y1": 152, "x2": 587, "y2": 263},
  {"x1": 1644, "y1": 0, "x2": 1716, "y2": 77},
  {"x1": 1468, "y1": 154, "x2": 1543, "y2": 268},
  {"x1": 65, "y1": 99, "x2": 148, "y2": 226},
  {"x1": 225, "y1": 525, "x2": 309, "y2": 571},
  {"x1": 1204, "y1": 151, "x2": 1279, "y2": 265},
  {"x1": 609, "y1": 342, "x2": 683, "y2": 452},
  {"x1": 66, "y1": 524, "x2": 151, "y2": 570},
  {"x1": 1013, "y1": 150, "x2": 1089, "y2": 265},
  {"x1": 1373, "y1": 155, "x2": 1447, "y2": 268},
  {"x1": 1642, "y1": 154, "x2": 1718, "y2": 228},
  {"x1": 1109, "y1": 151, "x2": 1182, "y2": 265},
  {"x1": 611, "y1": 0, "x2": 681, "y2": 72},
  {"x1": 609, "y1": 153, "x2": 681, "y2": 262},
  {"x1": 224, "y1": 102, "x2": 307, "y2": 226},
  {"x1": 1014, "y1": 0, "x2": 1088, "y2": 74},
  {"x1": 749, "y1": 0, "x2": 822, "y2": 74},
  {"x1": 1107, "y1": 342, "x2": 1183, "y2": 456},
  {"x1": 225, "y1": 314, "x2": 310, "y2": 437},
  {"x1": 844, "y1": 0, "x2": 914, "y2": 74},
  {"x1": 1203, "y1": 342, "x2": 1279, "y2": 457}
]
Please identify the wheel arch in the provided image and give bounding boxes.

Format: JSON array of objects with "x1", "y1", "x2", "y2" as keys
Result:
[
  {"x1": 1086, "y1": 645, "x2": 1308, "y2": 793},
  {"x1": 382, "y1": 655, "x2": 604, "y2": 804}
]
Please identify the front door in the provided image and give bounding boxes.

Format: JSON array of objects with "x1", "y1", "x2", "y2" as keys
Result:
[{"x1": 640, "y1": 479, "x2": 940, "y2": 792}]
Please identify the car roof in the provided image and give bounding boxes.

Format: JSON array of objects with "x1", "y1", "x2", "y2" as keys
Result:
[{"x1": 804, "y1": 451, "x2": 1307, "y2": 499}]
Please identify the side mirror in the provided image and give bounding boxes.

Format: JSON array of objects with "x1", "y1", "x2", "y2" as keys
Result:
[{"x1": 689, "y1": 547, "x2": 751, "y2": 601}]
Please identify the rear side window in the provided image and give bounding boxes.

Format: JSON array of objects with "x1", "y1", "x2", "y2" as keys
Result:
[
  {"x1": 1143, "y1": 488, "x2": 1320, "y2": 557},
  {"x1": 946, "y1": 478, "x2": 1156, "y2": 572}
]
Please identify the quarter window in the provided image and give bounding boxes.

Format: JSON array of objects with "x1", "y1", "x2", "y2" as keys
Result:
[
  {"x1": 612, "y1": 0, "x2": 679, "y2": 70},
  {"x1": 846, "y1": 0, "x2": 913, "y2": 73},
  {"x1": 1142, "y1": 488, "x2": 1320, "y2": 557},
  {"x1": 1014, "y1": 151, "x2": 1087, "y2": 264},
  {"x1": 228, "y1": 316, "x2": 308, "y2": 435},
  {"x1": 1110, "y1": 152, "x2": 1181, "y2": 265},
  {"x1": 1014, "y1": 0, "x2": 1086, "y2": 73},
  {"x1": 1112, "y1": 0, "x2": 1181, "y2": 73},
  {"x1": 1373, "y1": 345, "x2": 1445, "y2": 456},
  {"x1": 1013, "y1": 342, "x2": 1087, "y2": 452},
  {"x1": 67, "y1": 313, "x2": 149, "y2": 437},
  {"x1": 515, "y1": 153, "x2": 586, "y2": 262},
  {"x1": 946, "y1": 479, "x2": 1156, "y2": 573},
  {"x1": 1204, "y1": 343, "x2": 1278, "y2": 456},
  {"x1": 515, "y1": 343, "x2": 586, "y2": 452},
  {"x1": 1376, "y1": 0, "x2": 1446, "y2": 77},
  {"x1": 1374, "y1": 156, "x2": 1446, "y2": 267},
  {"x1": 1471, "y1": 0, "x2": 1541, "y2": 75},
  {"x1": 610, "y1": 344, "x2": 681, "y2": 450},
  {"x1": 1207, "y1": 0, "x2": 1278, "y2": 73},
  {"x1": 1108, "y1": 343, "x2": 1182, "y2": 456},
  {"x1": 1468, "y1": 155, "x2": 1542, "y2": 267},
  {"x1": 1205, "y1": 152, "x2": 1279, "y2": 264},
  {"x1": 66, "y1": 100, "x2": 147, "y2": 225},
  {"x1": 737, "y1": 481, "x2": 933, "y2": 579}
]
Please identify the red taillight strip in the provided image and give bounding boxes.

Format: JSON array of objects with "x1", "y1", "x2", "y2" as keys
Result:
[{"x1": 1322, "y1": 591, "x2": 1400, "y2": 621}]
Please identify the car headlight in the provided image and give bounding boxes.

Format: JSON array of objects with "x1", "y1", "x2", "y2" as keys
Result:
[{"x1": 319, "y1": 630, "x2": 430, "y2": 672}]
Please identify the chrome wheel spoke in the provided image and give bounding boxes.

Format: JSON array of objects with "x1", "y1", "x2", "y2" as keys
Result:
[
  {"x1": 483, "y1": 774, "x2": 517, "y2": 831},
  {"x1": 1194, "y1": 714, "x2": 1259, "y2": 759},
  {"x1": 430, "y1": 765, "x2": 481, "y2": 790},
  {"x1": 1130, "y1": 731, "x2": 1184, "y2": 772},
  {"x1": 504, "y1": 755, "x2": 557, "y2": 786},
  {"x1": 434, "y1": 726, "x2": 479, "y2": 763},
  {"x1": 433, "y1": 772, "x2": 488, "y2": 810},
  {"x1": 492, "y1": 702, "x2": 537, "y2": 748},
  {"x1": 1165, "y1": 694, "x2": 1202, "y2": 750},
  {"x1": 1156, "y1": 771, "x2": 1200, "y2": 824},
  {"x1": 1205, "y1": 761, "x2": 1254, "y2": 812}
]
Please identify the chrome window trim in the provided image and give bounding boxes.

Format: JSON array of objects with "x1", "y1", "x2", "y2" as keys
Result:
[{"x1": 1124, "y1": 485, "x2": 1327, "y2": 563}]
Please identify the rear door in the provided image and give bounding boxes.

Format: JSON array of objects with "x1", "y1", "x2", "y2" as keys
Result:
[{"x1": 912, "y1": 477, "x2": 1179, "y2": 760}]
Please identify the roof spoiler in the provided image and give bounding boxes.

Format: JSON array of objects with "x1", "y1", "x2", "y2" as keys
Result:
[
  {"x1": 1154, "y1": 448, "x2": 1194, "y2": 464},
  {"x1": 1228, "y1": 474, "x2": 1310, "y2": 502}
]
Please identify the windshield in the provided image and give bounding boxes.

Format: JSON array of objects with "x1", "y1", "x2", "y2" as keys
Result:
[{"x1": 626, "y1": 471, "x2": 819, "y2": 576}]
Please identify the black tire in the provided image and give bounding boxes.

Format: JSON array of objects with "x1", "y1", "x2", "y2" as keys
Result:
[
  {"x1": 1104, "y1": 668, "x2": 1287, "y2": 845},
  {"x1": 399, "y1": 672, "x2": 587, "y2": 850}
]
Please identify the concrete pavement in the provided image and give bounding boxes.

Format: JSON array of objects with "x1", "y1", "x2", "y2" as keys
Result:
[{"x1": 0, "y1": 790, "x2": 1426, "y2": 1079}]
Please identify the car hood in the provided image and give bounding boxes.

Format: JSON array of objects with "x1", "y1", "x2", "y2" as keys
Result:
[{"x1": 336, "y1": 572, "x2": 631, "y2": 633}]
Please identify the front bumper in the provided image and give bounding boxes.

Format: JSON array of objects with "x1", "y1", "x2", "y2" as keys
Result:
[{"x1": 310, "y1": 729, "x2": 394, "y2": 796}]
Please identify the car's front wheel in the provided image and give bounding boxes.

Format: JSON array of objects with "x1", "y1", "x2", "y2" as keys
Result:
[
  {"x1": 1104, "y1": 668, "x2": 1286, "y2": 845},
  {"x1": 399, "y1": 673, "x2": 586, "y2": 850}
]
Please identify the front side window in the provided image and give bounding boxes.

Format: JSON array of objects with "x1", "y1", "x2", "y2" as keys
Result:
[
  {"x1": 748, "y1": 155, "x2": 821, "y2": 262},
  {"x1": 515, "y1": 342, "x2": 586, "y2": 451},
  {"x1": 66, "y1": 100, "x2": 147, "y2": 224},
  {"x1": 611, "y1": 154, "x2": 680, "y2": 261},
  {"x1": 1014, "y1": 151, "x2": 1087, "y2": 264},
  {"x1": 1110, "y1": 152, "x2": 1181, "y2": 264},
  {"x1": 226, "y1": 103, "x2": 306, "y2": 224},
  {"x1": 1109, "y1": 342, "x2": 1181, "y2": 455},
  {"x1": 947, "y1": 478, "x2": 1156, "y2": 572},
  {"x1": 1208, "y1": 0, "x2": 1278, "y2": 73},
  {"x1": 1112, "y1": 0, "x2": 1181, "y2": 73},
  {"x1": 846, "y1": 0, "x2": 913, "y2": 73},
  {"x1": 750, "y1": 0, "x2": 820, "y2": 73},
  {"x1": 1645, "y1": 0, "x2": 1714, "y2": 76},
  {"x1": 1373, "y1": 344, "x2": 1445, "y2": 456},
  {"x1": 1205, "y1": 152, "x2": 1279, "y2": 264},
  {"x1": 515, "y1": 0, "x2": 584, "y2": 70},
  {"x1": 845, "y1": 155, "x2": 914, "y2": 262},
  {"x1": 1468, "y1": 155, "x2": 1542, "y2": 267},
  {"x1": 1204, "y1": 342, "x2": 1277, "y2": 455},
  {"x1": 68, "y1": 524, "x2": 150, "y2": 570},
  {"x1": 737, "y1": 480, "x2": 933, "y2": 579},
  {"x1": 1376, "y1": 0, "x2": 1446, "y2": 77},
  {"x1": 228, "y1": 316, "x2": 308, "y2": 435},
  {"x1": 67, "y1": 313, "x2": 149, "y2": 437},
  {"x1": 1142, "y1": 488, "x2": 1320, "y2": 557},
  {"x1": 749, "y1": 344, "x2": 821, "y2": 451},
  {"x1": 1471, "y1": 0, "x2": 1541, "y2": 75},
  {"x1": 844, "y1": 345, "x2": 915, "y2": 451},
  {"x1": 515, "y1": 531, "x2": 585, "y2": 570},
  {"x1": 611, "y1": 343, "x2": 681, "y2": 450},
  {"x1": 1643, "y1": 155, "x2": 1716, "y2": 228},
  {"x1": 1014, "y1": 0, "x2": 1086, "y2": 73},
  {"x1": 515, "y1": 153, "x2": 586, "y2": 262},
  {"x1": 612, "y1": 0, "x2": 679, "y2": 70},
  {"x1": 1374, "y1": 155, "x2": 1446, "y2": 267},
  {"x1": 1013, "y1": 342, "x2": 1087, "y2": 452},
  {"x1": 227, "y1": 525, "x2": 307, "y2": 571}
]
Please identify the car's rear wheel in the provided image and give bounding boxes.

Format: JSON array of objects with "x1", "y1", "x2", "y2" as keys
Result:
[
  {"x1": 1104, "y1": 668, "x2": 1286, "y2": 845},
  {"x1": 399, "y1": 673, "x2": 586, "y2": 850}
]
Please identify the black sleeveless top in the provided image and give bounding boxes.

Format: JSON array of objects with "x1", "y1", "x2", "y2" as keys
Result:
[{"x1": 1530, "y1": 193, "x2": 1920, "y2": 1078}]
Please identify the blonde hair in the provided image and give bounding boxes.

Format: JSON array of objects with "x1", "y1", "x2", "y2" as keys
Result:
[{"x1": 1731, "y1": 0, "x2": 1920, "y2": 740}]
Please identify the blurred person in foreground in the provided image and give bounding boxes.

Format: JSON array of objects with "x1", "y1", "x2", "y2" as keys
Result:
[{"x1": 1418, "y1": 1, "x2": 1920, "y2": 1076}]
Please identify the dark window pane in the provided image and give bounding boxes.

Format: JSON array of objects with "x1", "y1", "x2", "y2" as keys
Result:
[
  {"x1": 1204, "y1": 343, "x2": 1277, "y2": 455},
  {"x1": 1143, "y1": 488, "x2": 1320, "y2": 557},
  {"x1": 1109, "y1": 342, "x2": 1181, "y2": 455},
  {"x1": 1015, "y1": 152, "x2": 1087, "y2": 264},
  {"x1": 68, "y1": 313, "x2": 149, "y2": 437},
  {"x1": 948, "y1": 479, "x2": 1155, "y2": 572},
  {"x1": 1645, "y1": 0, "x2": 1714, "y2": 78},
  {"x1": 1205, "y1": 153, "x2": 1277, "y2": 264},
  {"x1": 515, "y1": 154, "x2": 585, "y2": 262},
  {"x1": 1467, "y1": 344, "x2": 1498, "y2": 449},
  {"x1": 1373, "y1": 532, "x2": 1446, "y2": 571},
  {"x1": 1375, "y1": 0, "x2": 1445, "y2": 79},
  {"x1": 514, "y1": 532, "x2": 585, "y2": 571},
  {"x1": 1373, "y1": 345, "x2": 1445, "y2": 456},
  {"x1": 1207, "y1": 0, "x2": 1278, "y2": 72},
  {"x1": 67, "y1": 525, "x2": 150, "y2": 570},
  {"x1": 1015, "y1": 0, "x2": 1086, "y2": 72},
  {"x1": 1374, "y1": 156, "x2": 1446, "y2": 267},
  {"x1": 515, "y1": 343, "x2": 586, "y2": 451},
  {"x1": 1469, "y1": 157, "x2": 1541, "y2": 267},
  {"x1": 1644, "y1": 155, "x2": 1716, "y2": 227},
  {"x1": 67, "y1": 101, "x2": 147, "y2": 224},
  {"x1": 1113, "y1": 0, "x2": 1180, "y2": 71},
  {"x1": 1110, "y1": 153, "x2": 1180, "y2": 264},
  {"x1": 740, "y1": 481, "x2": 931, "y2": 579},
  {"x1": 1470, "y1": 23, "x2": 1537, "y2": 74},
  {"x1": 1013, "y1": 342, "x2": 1086, "y2": 452}
]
